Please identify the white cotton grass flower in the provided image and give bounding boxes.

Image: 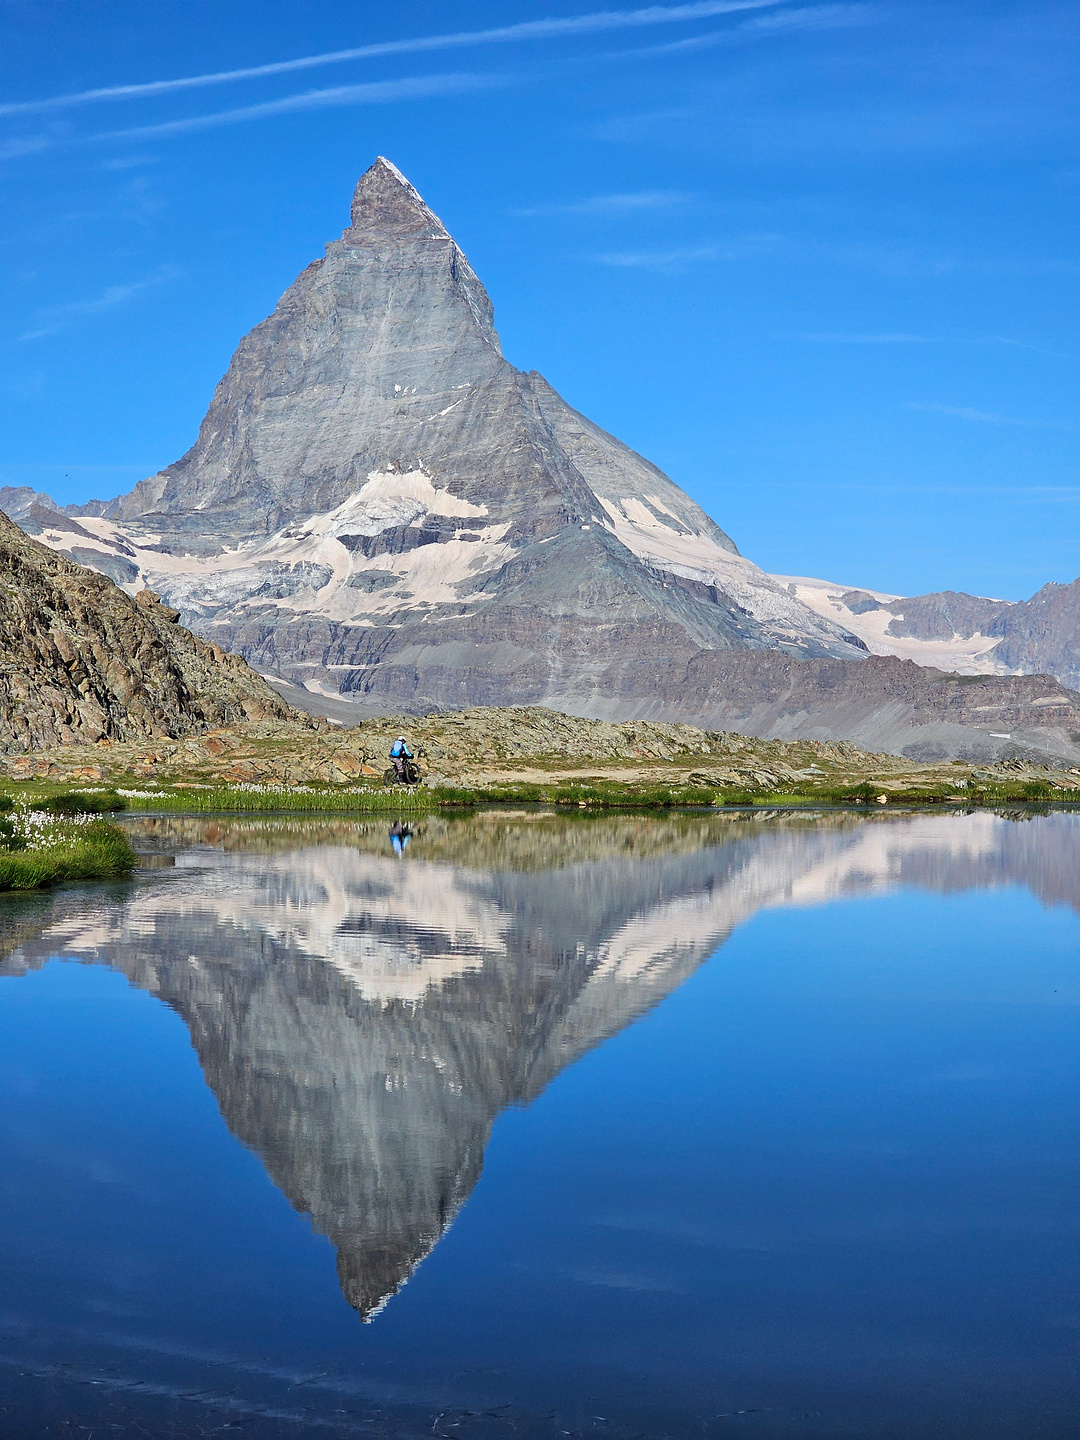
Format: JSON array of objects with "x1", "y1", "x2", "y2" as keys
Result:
[{"x1": 6, "y1": 803, "x2": 106, "y2": 850}]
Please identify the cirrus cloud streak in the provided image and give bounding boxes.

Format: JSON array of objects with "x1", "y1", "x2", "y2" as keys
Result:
[{"x1": 0, "y1": 0, "x2": 789, "y2": 118}]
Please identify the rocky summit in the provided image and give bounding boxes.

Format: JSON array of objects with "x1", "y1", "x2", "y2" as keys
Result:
[
  {"x1": 15, "y1": 157, "x2": 866, "y2": 717},
  {"x1": 0, "y1": 509, "x2": 298, "y2": 752}
]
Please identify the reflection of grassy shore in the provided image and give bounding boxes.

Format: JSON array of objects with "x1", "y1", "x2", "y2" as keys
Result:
[
  {"x1": 123, "y1": 808, "x2": 863, "y2": 873},
  {"x1": 0, "y1": 805, "x2": 135, "y2": 892}
]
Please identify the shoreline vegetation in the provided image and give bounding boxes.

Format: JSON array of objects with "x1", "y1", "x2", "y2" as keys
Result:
[
  {"x1": 0, "y1": 706, "x2": 1078, "y2": 890},
  {"x1": 0, "y1": 775, "x2": 1077, "y2": 820},
  {"x1": 0, "y1": 779, "x2": 1074, "y2": 895},
  {"x1": 103, "y1": 776, "x2": 1078, "y2": 810},
  {"x1": 0, "y1": 781, "x2": 1074, "y2": 897},
  {"x1": 0, "y1": 795, "x2": 135, "y2": 892}
]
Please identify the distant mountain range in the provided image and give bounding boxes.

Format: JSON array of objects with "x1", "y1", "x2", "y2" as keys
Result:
[
  {"x1": 776, "y1": 573, "x2": 1080, "y2": 691},
  {"x1": 5, "y1": 156, "x2": 1079, "y2": 763}
]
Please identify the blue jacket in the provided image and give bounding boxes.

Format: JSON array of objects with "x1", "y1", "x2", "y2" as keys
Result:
[{"x1": 390, "y1": 740, "x2": 413, "y2": 759}]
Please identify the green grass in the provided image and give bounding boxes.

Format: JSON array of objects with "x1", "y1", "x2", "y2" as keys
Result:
[
  {"x1": 805, "y1": 779, "x2": 1064, "y2": 805},
  {"x1": 0, "y1": 774, "x2": 1074, "y2": 823},
  {"x1": 0, "y1": 818, "x2": 136, "y2": 892},
  {"x1": 121, "y1": 785, "x2": 438, "y2": 813},
  {"x1": 44, "y1": 789, "x2": 126, "y2": 815},
  {"x1": 428, "y1": 780, "x2": 720, "y2": 808}
]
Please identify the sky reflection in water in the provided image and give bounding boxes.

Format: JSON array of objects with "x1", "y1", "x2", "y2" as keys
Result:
[{"x1": 1, "y1": 808, "x2": 1079, "y2": 1438}]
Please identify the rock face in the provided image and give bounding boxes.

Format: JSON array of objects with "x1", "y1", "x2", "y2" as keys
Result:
[
  {"x1": 980, "y1": 579, "x2": 1080, "y2": 688},
  {"x1": 780, "y1": 574, "x2": 1080, "y2": 691},
  {"x1": 574, "y1": 649, "x2": 1080, "y2": 765},
  {"x1": 0, "y1": 508, "x2": 297, "y2": 751},
  {"x1": 12, "y1": 157, "x2": 865, "y2": 716}
]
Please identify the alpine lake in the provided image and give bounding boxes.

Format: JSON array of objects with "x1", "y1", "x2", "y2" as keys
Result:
[{"x1": 2, "y1": 804, "x2": 1080, "y2": 1439}]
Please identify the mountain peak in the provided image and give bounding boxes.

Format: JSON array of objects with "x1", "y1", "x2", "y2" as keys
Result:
[{"x1": 347, "y1": 155, "x2": 450, "y2": 241}]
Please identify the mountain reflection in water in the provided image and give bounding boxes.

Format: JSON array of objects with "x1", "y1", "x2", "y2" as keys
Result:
[{"x1": 2, "y1": 807, "x2": 1077, "y2": 1323}]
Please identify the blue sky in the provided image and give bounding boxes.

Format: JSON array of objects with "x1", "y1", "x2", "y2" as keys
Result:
[{"x1": 0, "y1": 0, "x2": 1076, "y2": 600}]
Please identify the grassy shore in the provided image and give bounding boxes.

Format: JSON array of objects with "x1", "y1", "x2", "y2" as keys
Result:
[
  {"x1": 0, "y1": 773, "x2": 1073, "y2": 820},
  {"x1": 0, "y1": 799, "x2": 136, "y2": 892},
  {"x1": 112, "y1": 783, "x2": 437, "y2": 813}
]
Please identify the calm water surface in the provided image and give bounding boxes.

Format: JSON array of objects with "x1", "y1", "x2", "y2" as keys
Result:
[{"x1": 1, "y1": 808, "x2": 1080, "y2": 1438}]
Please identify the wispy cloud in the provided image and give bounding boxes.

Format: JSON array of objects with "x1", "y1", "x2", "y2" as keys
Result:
[
  {"x1": 627, "y1": 1, "x2": 878, "y2": 56},
  {"x1": 906, "y1": 402, "x2": 1079, "y2": 431},
  {"x1": 0, "y1": 134, "x2": 51, "y2": 160},
  {"x1": 99, "y1": 154, "x2": 160, "y2": 171},
  {"x1": 756, "y1": 480, "x2": 1080, "y2": 500},
  {"x1": 798, "y1": 333, "x2": 1076, "y2": 359},
  {"x1": 800, "y1": 332, "x2": 939, "y2": 343},
  {"x1": 594, "y1": 242, "x2": 726, "y2": 267},
  {"x1": 85, "y1": 72, "x2": 509, "y2": 144},
  {"x1": 593, "y1": 104, "x2": 697, "y2": 142},
  {"x1": 0, "y1": 1, "x2": 788, "y2": 118},
  {"x1": 738, "y1": 0, "x2": 877, "y2": 33},
  {"x1": 592, "y1": 231, "x2": 804, "y2": 267},
  {"x1": 18, "y1": 267, "x2": 181, "y2": 341},
  {"x1": 586, "y1": 230, "x2": 1080, "y2": 284},
  {"x1": 513, "y1": 189, "x2": 695, "y2": 217},
  {"x1": 736, "y1": 235, "x2": 1079, "y2": 281}
]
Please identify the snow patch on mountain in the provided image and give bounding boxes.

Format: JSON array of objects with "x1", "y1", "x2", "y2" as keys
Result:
[
  {"x1": 775, "y1": 575, "x2": 1010, "y2": 674},
  {"x1": 27, "y1": 468, "x2": 514, "y2": 630},
  {"x1": 598, "y1": 496, "x2": 867, "y2": 651}
]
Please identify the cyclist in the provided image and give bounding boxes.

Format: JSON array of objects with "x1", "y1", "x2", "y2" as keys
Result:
[{"x1": 389, "y1": 735, "x2": 414, "y2": 782}]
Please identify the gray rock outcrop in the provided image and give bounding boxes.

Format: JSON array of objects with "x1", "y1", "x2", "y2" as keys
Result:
[
  {"x1": 780, "y1": 575, "x2": 1080, "y2": 694},
  {"x1": 568, "y1": 649, "x2": 1080, "y2": 765},
  {"x1": 0, "y1": 508, "x2": 298, "y2": 750}
]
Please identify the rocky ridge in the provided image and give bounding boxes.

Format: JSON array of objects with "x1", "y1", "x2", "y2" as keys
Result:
[
  {"x1": 0, "y1": 706, "x2": 867, "y2": 787},
  {"x1": 2, "y1": 702, "x2": 1077, "y2": 794},
  {"x1": 569, "y1": 649, "x2": 1080, "y2": 766},
  {"x1": 0, "y1": 508, "x2": 300, "y2": 752},
  {"x1": 780, "y1": 572, "x2": 1080, "y2": 690}
]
